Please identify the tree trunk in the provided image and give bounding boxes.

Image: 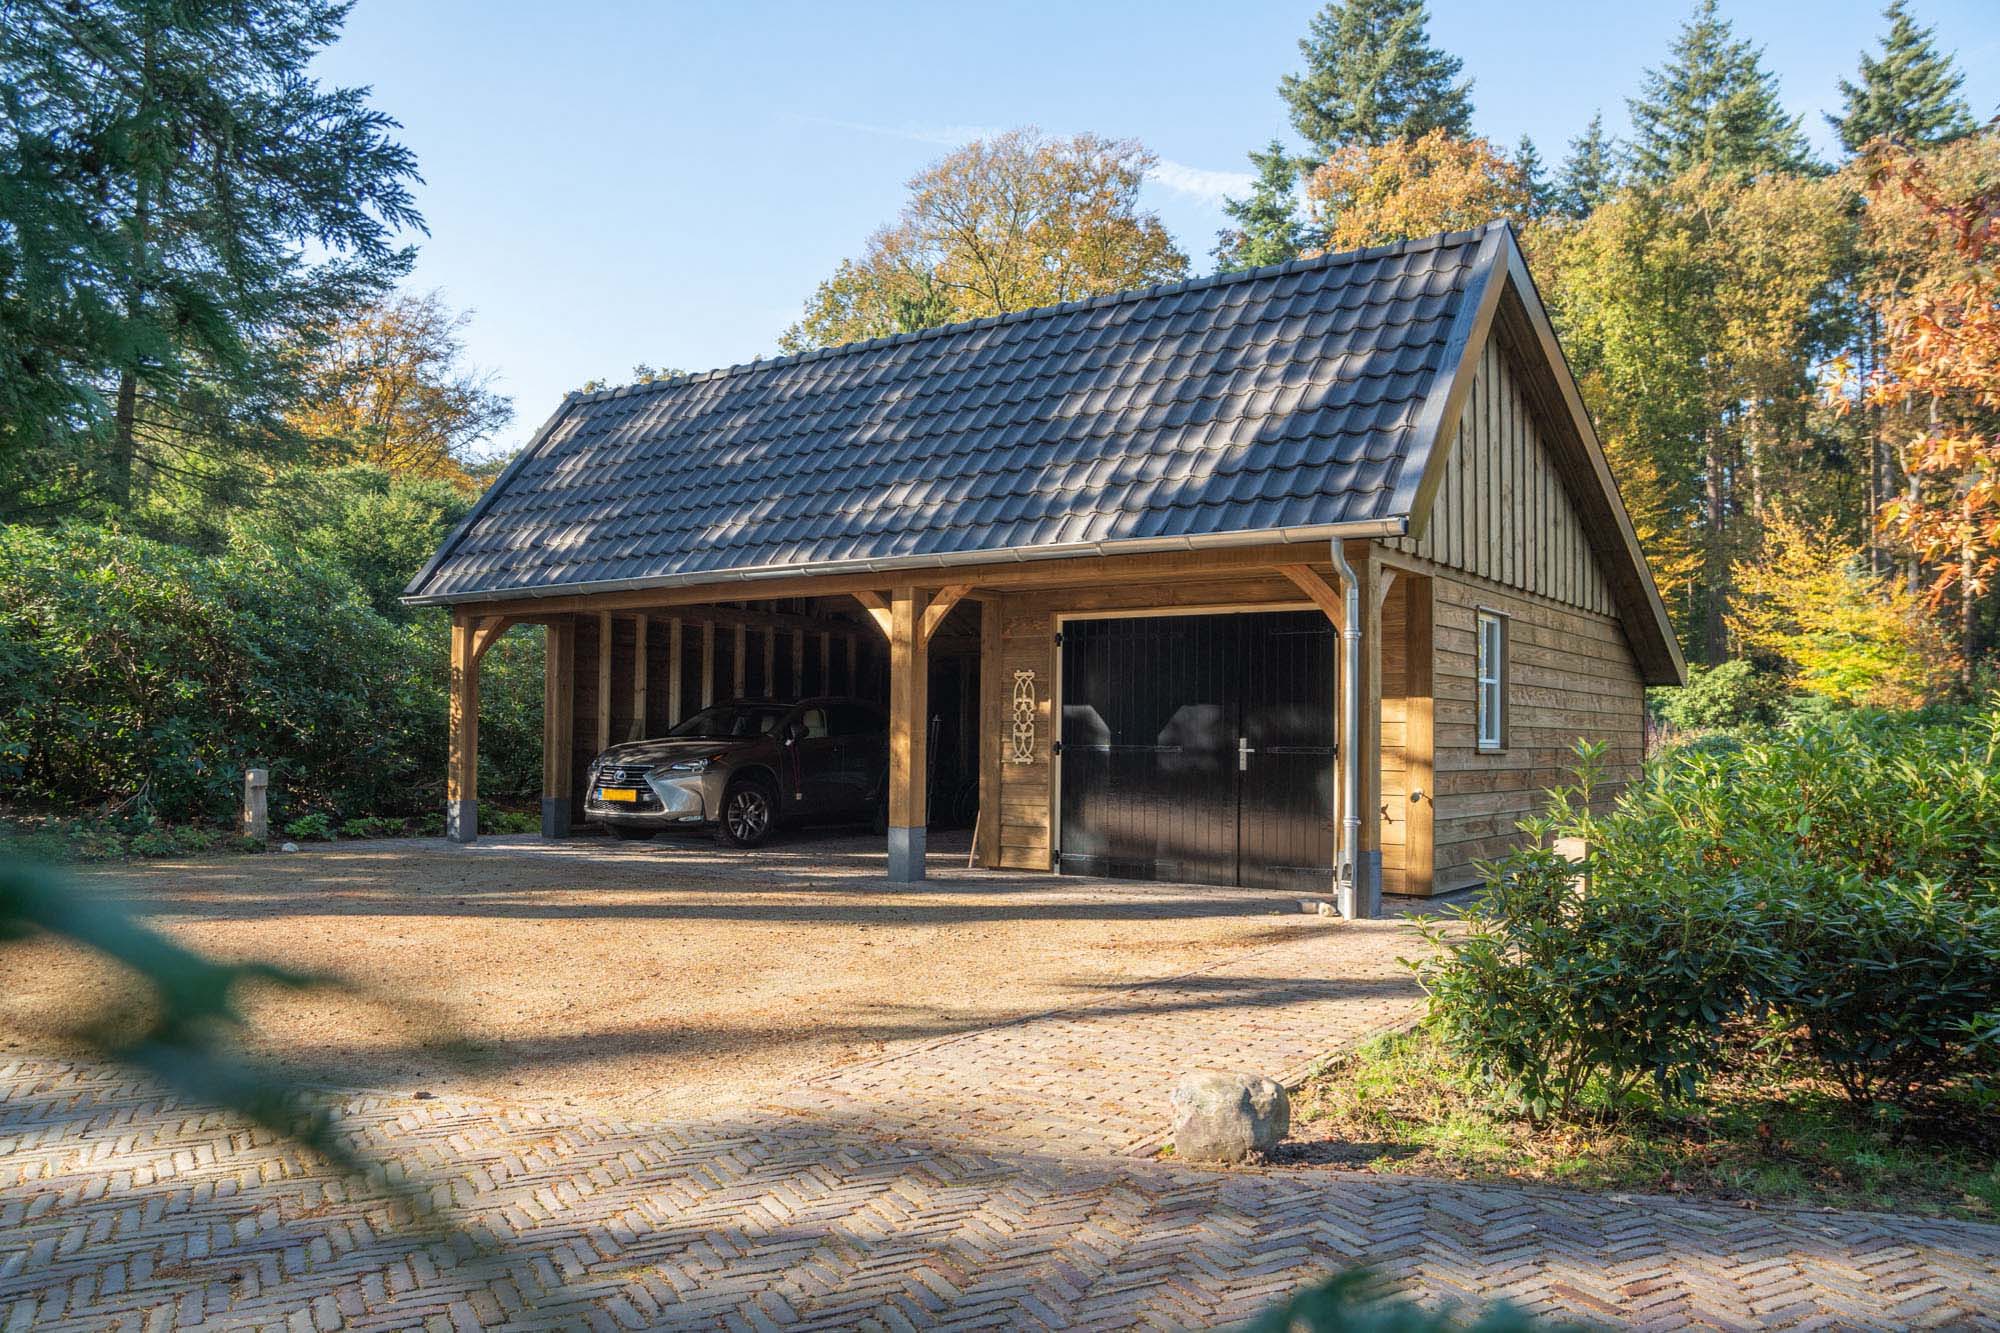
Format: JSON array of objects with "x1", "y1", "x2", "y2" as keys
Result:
[
  {"x1": 1964, "y1": 488, "x2": 1979, "y2": 690},
  {"x1": 1703, "y1": 424, "x2": 1729, "y2": 661},
  {"x1": 108, "y1": 370, "x2": 138, "y2": 509}
]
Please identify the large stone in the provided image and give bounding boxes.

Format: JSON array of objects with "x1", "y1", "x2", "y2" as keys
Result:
[{"x1": 1169, "y1": 1070, "x2": 1289, "y2": 1163}]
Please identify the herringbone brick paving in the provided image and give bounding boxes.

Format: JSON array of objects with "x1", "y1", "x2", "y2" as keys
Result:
[
  {"x1": 770, "y1": 921, "x2": 1421, "y2": 1157},
  {"x1": 4, "y1": 847, "x2": 1998, "y2": 1328},
  {"x1": 4, "y1": 1057, "x2": 1997, "y2": 1330}
]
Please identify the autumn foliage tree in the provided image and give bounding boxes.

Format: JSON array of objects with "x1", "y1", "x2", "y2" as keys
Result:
[
  {"x1": 288, "y1": 291, "x2": 513, "y2": 481},
  {"x1": 1730, "y1": 508, "x2": 1958, "y2": 706},
  {"x1": 1533, "y1": 165, "x2": 1851, "y2": 658},
  {"x1": 1853, "y1": 132, "x2": 2000, "y2": 665},
  {"x1": 1304, "y1": 131, "x2": 1529, "y2": 253},
  {"x1": 781, "y1": 130, "x2": 1187, "y2": 352}
]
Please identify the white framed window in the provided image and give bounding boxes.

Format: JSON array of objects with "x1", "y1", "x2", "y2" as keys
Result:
[{"x1": 1476, "y1": 610, "x2": 1508, "y2": 752}]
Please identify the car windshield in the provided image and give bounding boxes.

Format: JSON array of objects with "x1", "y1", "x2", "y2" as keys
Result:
[{"x1": 665, "y1": 704, "x2": 789, "y2": 739}]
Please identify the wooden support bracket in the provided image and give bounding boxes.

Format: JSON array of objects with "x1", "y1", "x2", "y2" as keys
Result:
[
  {"x1": 469, "y1": 615, "x2": 520, "y2": 664},
  {"x1": 852, "y1": 590, "x2": 894, "y2": 638},
  {"x1": 1275, "y1": 565, "x2": 1347, "y2": 630},
  {"x1": 920, "y1": 584, "x2": 970, "y2": 643}
]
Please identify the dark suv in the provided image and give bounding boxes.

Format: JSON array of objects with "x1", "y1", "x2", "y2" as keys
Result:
[{"x1": 583, "y1": 697, "x2": 888, "y2": 848}]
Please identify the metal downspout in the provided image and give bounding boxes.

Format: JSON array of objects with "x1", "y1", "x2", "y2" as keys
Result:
[{"x1": 1329, "y1": 540, "x2": 1365, "y2": 918}]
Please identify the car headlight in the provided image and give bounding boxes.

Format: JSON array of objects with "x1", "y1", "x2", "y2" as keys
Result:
[{"x1": 667, "y1": 756, "x2": 716, "y2": 773}]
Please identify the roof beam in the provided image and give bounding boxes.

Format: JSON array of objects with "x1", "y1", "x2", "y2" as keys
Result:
[{"x1": 435, "y1": 542, "x2": 1358, "y2": 621}]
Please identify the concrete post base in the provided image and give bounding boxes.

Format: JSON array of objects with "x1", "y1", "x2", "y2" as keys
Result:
[
  {"x1": 541, "y1": 797, "x2": 572, "y2": 839},
  {"x1": 1336, "y1": 851, "x2": 1384, "y2": 920},
  {"x1": 1355, "y1": 850, "x2": 1383, "y2": 919},
  {"x1": 887, "y1": 825, "x2": 927, "y2": 882},
  {"x1": 445, "y1": 798, "x2": 477, "y2": 844}
]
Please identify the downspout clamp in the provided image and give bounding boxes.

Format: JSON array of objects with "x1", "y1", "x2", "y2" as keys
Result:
[{"x1": 1328, "y1": 540, "x2": 1376, "y2": 919}]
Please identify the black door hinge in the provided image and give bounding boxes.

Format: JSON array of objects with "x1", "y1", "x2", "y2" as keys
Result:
[
  {"x1": 1052, "y1": 740, "x2": 1064, "y2": 756},
  {"x1": 1053, "y1": 631, "x2": 1064, "y2": 647}
]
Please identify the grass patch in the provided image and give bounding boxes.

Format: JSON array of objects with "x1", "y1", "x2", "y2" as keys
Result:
[{"x1": 1286, "y1": 1027, "x2": 2000, "y2": 1220}]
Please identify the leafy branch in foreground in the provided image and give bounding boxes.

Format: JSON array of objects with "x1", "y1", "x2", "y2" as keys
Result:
[
  {"x1": 1239, "y1": 1268, "x2": 1571, "y2": 1332},
  {"x1": 2, "y1": 855, "x2": 369, "y2": 1180}
]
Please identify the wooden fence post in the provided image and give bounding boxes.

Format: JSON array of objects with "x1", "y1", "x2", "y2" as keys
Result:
[{"x1": 243, "y1": 768, "x2": 268, "y2": 842}]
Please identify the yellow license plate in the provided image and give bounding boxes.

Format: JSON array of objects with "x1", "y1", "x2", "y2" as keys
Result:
[{"x1": 598, "y1": 787, "x2": 639, "y2": 802}]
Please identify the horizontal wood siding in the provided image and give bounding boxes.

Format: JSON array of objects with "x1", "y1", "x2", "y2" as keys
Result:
[
  {"x1": 1393, "y1": 335, "x2": 1615, "y2": 618},
  {"x1": 1427, "y1": 566, "x2": 1644, "y2": 891}
]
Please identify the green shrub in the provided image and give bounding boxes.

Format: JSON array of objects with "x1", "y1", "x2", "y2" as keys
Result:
[
  {"x1": 1415, "y1": 745, "x2": 1776, "y2": 1119},
  {"x1": 1419, "y1": 708, "x2": 2000, "y2": 1117},
  {"x1": 478, "y1": 805, "x2": 537, "y2": 835},
  {"x1": 339, "y1": 816, "x2": 403, "y2": 839},
  {"x1": 1653, "y1": 658, "x2": 1784, "y2": 732},
  {"x1": 128, "y1": 829, "x2": 180, "y2": 857},
  {"x1": 1761, "y1": 879, "x2": 2000, "y2": 1106},
  {"x1": 0, "y1": 521, "x2": 545, "y2": 824},
  {"x1": 171, "y1": 826, "x2": 220, "y2": 853},
  {"x1": 283, "y1": 813, "x2": 336, "y2": 842}
]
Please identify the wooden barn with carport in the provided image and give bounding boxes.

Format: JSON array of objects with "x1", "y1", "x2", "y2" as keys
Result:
[{"x1": 404, "y1": 222, "x2": 1684, "y2": 917}]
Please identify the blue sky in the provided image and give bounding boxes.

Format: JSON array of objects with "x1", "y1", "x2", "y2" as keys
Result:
[{"x1": 315, "y1": 0, "x2": 1999, "y2": 456}]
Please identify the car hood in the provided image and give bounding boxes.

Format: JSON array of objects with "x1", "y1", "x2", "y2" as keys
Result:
[{"x1": 593, "y1": 736, "x2": 762, "y2": 767}]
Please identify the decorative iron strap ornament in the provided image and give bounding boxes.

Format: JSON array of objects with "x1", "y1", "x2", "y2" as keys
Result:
[{"x1": 1010, "y1": 670, "x2": 1038, "y2": 763}]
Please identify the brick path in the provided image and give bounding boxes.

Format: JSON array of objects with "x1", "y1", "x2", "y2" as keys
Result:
[
  {"x1": 772, "y1": 920, "x2": 1420, "y2": 1157},
  {"x1": 5, "y1": 1058, "x2": 1997, "y2": 1330},
  {"x1": 4, "y1": 869, "x2": 1998, "y2": 1329}
]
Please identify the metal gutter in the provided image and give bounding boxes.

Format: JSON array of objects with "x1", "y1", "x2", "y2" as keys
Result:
[{"x1": 400, "y1": 516, "x2": 1410, "y2": 608}]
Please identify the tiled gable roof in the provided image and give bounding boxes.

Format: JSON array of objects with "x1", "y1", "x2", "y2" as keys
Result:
[{"x1": 405, "y1": 225, "x2": 1508, "y2": 603}]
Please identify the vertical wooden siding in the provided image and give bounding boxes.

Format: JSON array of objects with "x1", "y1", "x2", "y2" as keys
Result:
[{"x1": 1392, "y1": 337, "x2": 1615, "y2": 618}]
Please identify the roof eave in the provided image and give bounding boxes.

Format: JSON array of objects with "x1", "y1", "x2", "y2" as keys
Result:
[{"x1": 398, "y1": 517, "x2": 1410, "y2": 609}]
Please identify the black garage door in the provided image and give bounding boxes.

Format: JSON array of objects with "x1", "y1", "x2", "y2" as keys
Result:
[{"x1": 1057, "y1": 610, "x2": 1336, "y2": 891}]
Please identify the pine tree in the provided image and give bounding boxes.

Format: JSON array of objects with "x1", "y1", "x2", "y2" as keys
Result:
[
  {"x1": 1214, "y1": 139, "x2": 1310, "y2": 272},
  {"x1": 1555, "y1": 112, "x2": 1621, "y2": 218},
  {"x1": 0, "y1": 0, "x2": 422, "y2": 513},
  {"x1": 1513, "y1": 135, "x2": 1552, "y2": 218},
  {"x1": 1278, "y1": 0, "x2": 1475, "y2": 156},
  {"x1": 1627, "y1": 0, "x2": 1815, "y2": 182},
  {"x1": 1830, "y1": 0, "x2": 1976, "y2": 154}
]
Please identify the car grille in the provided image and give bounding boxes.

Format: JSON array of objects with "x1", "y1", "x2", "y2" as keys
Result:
[{"x1": 595, "y1": 763, "x2": 654, "y2": 786}]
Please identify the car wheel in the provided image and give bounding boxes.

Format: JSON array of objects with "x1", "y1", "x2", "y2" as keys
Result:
[
  {"x1": 717, "y1": 780, "x2": 776, "y2": 848},
  {"x1": 608, "y1": 825, "x2": 655, "y2": 842}
]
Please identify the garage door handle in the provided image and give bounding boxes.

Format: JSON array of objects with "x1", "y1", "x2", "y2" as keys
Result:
[{"x1": 1238, "y1": 737, "x2": 1256, "y2": 771}]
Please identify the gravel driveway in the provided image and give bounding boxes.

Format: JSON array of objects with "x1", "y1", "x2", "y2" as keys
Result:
[{"x1": 1, "y1": 831, "x2": 1370, "y2": 1118}]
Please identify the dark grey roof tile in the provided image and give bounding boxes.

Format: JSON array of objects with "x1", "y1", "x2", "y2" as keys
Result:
[{"x1": 409, "y1": 225, "x2": 1502, "y2": 599}]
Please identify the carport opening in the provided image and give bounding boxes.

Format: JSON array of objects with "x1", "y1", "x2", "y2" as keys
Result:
[{"x1": 561, "y1": 595, "x2": 984, "y2": 838}]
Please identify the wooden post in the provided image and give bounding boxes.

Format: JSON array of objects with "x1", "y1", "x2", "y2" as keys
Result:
[
  {"x1": 819, "y1": 631, "x2": 831, "y2": 693},
  {"x1": 448, "y1": 611, "x2": 480, "y2": 842},
  {"x1": 733, "y1": 623, "x2": 747, "y2": 698},
  {"x1": 1403, "y1": 575, "x2": 1435, "y2": 897},
  {"x1": 667, "y1": 617, "x2": 684, "y2": 725},
  {"x1": 542, "y1": 616, "x2": 576, "y2": 837},
  {"x1": 1345, "y1": 540, "x2": 1385, "y2": 917},
  {"x1": 631, "y1": 614, "x2": 649, "y2": 741},
  {"x1": 596, "y1": 611, "x2": 612, "y2": 755},
  {"x1": 792, "y1": 629, "x2": 805, "y2": 696},
  {"x1": 846, "y1": 635, "x2": 858, "y2": 692},
  {"x1": 700, "y1": 620, "x2": 715, "y2": 707},
  {"x1": 976, "y1": 598, "x2": 1002, "y2": 868},
  {"x1": 886, "y1": 585, "x2": 930, "y2": 881},
  {"x1": 243, "y1": 768, "x2": 269, "y2": 843}
]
